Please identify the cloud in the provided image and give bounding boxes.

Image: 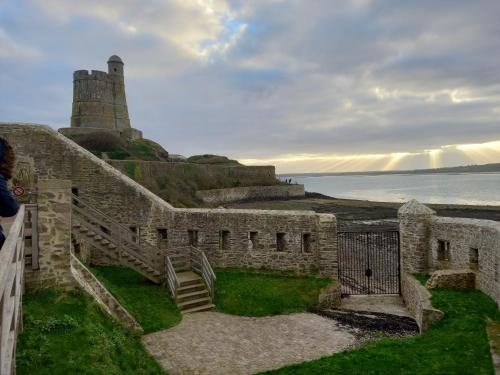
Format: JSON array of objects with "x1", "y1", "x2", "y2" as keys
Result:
[
  {"x1": 0, "y1": 28, "x2": 41, "y2": 60},
  {"x1": 1, "y1": 0, "x2": 500, "y2": 172}
]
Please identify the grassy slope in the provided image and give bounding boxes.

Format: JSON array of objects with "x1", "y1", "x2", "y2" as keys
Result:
[
  {"x1": 263, "y1": 288, "x2": 499, "y2": 375},
  {"x1": 214, "y1": 269, "x2": 332, "y2": 316},
  {"x1": 90, "y1": 266, "x2": 181, "y2": 333},
  {"x1": 16, "y1": 289, "x2": 165, "y2": 375}
]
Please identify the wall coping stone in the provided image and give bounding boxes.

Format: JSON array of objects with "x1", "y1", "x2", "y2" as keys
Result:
[{"x1": 398, "y1": 199, "x2": 436, "y2": 216}]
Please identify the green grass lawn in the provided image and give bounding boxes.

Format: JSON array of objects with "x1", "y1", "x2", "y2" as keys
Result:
[
  {"x1": 16, "y1": 289, "x2": 165, "y2": 375},
  {"x1": 262, "y1": 288, "x2": 499, "y2": 375},
  {"x1": 214, "y1": 269, "x2": 332, "y2": 316},
  {"x1": 90, "y1": 266, "x2": 181, "y2": 333}
]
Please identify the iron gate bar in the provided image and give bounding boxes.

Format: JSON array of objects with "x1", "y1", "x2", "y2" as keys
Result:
[{"x1": 337, "y1": 230, "x2": 400, "y2": 295}]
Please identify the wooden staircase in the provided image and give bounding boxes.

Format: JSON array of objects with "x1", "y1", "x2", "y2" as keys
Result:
[
  {"x1": 71, "y1": 194, "x2": 217, "y2": 313},
  {"x1": 166, "y1": 249, "x2": 216, "y2": 313},
  {"x1": 71, "y1": 194, "x2": 163, "y2": 284}
]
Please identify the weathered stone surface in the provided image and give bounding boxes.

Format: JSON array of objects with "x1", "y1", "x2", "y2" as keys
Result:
[
  {"x1": 318, "y1": 283, "x2": 341, "y2": 309},
  {"x1": 197, "y1": 185, "x2": 305, "y2": 205},
  {"x1": 0, "y1": 124, "x2": 338, "y2": 278},
  {"x1": 70, "y1": 253, "x2": 143, "y2": 333},
  {"x1": 426, "y1": 269, "x2": 476, "y2": 289},
  {"x1": 24, "y1": 179, "x2": 75, "y2": 291},
  {"x1": 142, "y1": 312, "x2": 357, "y2": 375},
  {"x1": 400, "y1": 272, "x2": 444, "y2": 332},
  {"x1": 398, "y1": 200, "x2": 435, "y2": 273},
  {"x1": 486, "y1": 321, "x2": 500, "y2": 375}
]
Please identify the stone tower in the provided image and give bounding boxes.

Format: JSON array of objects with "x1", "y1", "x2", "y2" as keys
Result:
[{"x1": 70, "y1": 55, "x2": 131, "y2": 130}]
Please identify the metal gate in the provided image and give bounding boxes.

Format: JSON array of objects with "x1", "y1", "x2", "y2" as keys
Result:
[{"x1": 338, "y1": 231, "x2": 400, "y2": 295}]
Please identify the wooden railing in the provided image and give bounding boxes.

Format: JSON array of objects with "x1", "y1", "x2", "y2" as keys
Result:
[
  {"x1": 24, "y1": 204, "x2": 38, "y2": 270},
  {"x1": 190, "y1": 246, "x2": 216, "y2": 298},
  {"x1": 71, "y1": 194, "x2": 162, "y2": 273},
  {"x1": 165, "y1": 256, "x2": 180, "y2": 298},
  {"x1": 0, "y1": 205, "x2": 26, "y2": 375}
]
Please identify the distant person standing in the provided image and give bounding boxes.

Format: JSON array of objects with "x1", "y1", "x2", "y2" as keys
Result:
[{"x1": 0, "y1": 138, "x2": 19, "y2": 249}]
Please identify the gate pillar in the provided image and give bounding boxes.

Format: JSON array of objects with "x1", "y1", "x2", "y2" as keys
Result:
[
  {"x1": 398, "y1": 200, "x2": 435, "y2": 274},
  {"x1": 317, "y1": 214, "x2": 337, "y2": 278}
]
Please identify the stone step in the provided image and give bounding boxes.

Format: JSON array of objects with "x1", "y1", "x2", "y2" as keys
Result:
[
  {"x1": 182, "y1": 303, "x2": 215, "y2": 314},
  {"x1": 176, "y1": 289, "x2": 209, "y2": 303},
  {"x1": 178, "y1": 297, "x2": 212, "y2": 310}
]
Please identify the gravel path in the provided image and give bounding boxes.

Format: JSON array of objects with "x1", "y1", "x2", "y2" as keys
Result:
[{"x1": 142, "y1": 311, "x2": 358, "y2": 375}]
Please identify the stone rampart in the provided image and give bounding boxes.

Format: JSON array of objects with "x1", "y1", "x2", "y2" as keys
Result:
[
  {"x1": 1, "y1": 123, "x2": 338, "y2": 278},
  {"x1": 196, "y1": 184, "x2": 305, "y2": 205},
  {"x1": 107, "y1": 160, "x2": 278, "y2": 188}
]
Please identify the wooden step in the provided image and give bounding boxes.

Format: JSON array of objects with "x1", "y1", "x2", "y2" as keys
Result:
[
  {"x1": 177, "y1": 272, "x2": 203, "y2": 287},
  {"x1": 177, "y1": 283, "x2": 206, "y2": 294},
  {"x1": 178, "y1": 297, "x2": 212, "y2": 310},
  {"x1": 176, "y1": 289, "x2": 209, "y2": 303},
  {"x1": 182, "y1": 303, "x2": 215, "y2": 314}
]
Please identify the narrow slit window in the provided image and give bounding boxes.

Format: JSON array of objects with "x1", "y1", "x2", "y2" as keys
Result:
[
  {"x1": 469, "y1": 248, "x2": 479, "y2": 270},
  {"x1": 188, "y1": 230, "x2": 198, "y2": 247},
  {"x1": 157, "y1": 228, "x2": 168, "y2": 249},
  {"x1": 276, "y1": 233, "x2": 286, "y2": 252},
  {"x1": 302, "y1": 233, "x2": 312, "y2": 253},
  {"x1": 249, "y1": 231, "x2": 258, "y2": 250},
  {"x1": 437, "y1": 240, "x2": 450, "y2": 261},
  {"x1": 129, "y1": 226, "x2": 139, "y2": 243},
  {"x1": 219, "y1": 230, "x2": 230, "y2": 250}
]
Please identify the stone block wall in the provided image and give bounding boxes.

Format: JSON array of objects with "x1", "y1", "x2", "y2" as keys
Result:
[
  {"x1": 1, "y1": 124, "x2": 338, "y2": 278},
  {"x1": 400, "y1": 272, "x2": 444, "y2": 332},
  {"x1": 196, "y1": 184, "x2": 305, "y2": 205},
  {"x1": 430, "y1": 217, "x2": 500, "y2": 304},
  {"x1": 24, "y1": 179, "x2": 75, "y2": 291},
  {"x1": 398, "y1": 199, "x2": 500, "y2": 306}
]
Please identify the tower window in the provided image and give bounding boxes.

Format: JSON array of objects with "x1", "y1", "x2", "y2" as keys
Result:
[
  {"x1": 188, "y1": 230, "x2": 198, "y2": 247},
  {"x1": 114, "y1": 68, "x2": 117, "y2": 72}
]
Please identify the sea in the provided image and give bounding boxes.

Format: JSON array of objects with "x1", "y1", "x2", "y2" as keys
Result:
[{"x1": 281, "y1": 173, "x2": 500, "y2": 206}]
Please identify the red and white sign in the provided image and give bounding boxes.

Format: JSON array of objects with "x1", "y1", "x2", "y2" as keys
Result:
[{"x1": 12, "y1": 185, "x2": 25, "y2": 197}]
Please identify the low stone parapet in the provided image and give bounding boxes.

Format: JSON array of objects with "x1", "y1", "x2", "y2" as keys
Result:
[
  {"x1": 426, "y1": 269, "x2": 476, "y2": 289},
  {"x1": 401, "y1": 272, "x2": 444, "y2": 332},
  {"x1": 70, "y1": 253, "x2": 143, "y2": 333},
  {"x1": 318, "y1": 283, "x2": 341, "y2": 309}
]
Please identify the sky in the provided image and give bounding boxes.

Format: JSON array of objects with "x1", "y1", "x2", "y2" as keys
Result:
[{"x1": 1, "y1": 0, "x2": 500, "y2": 173}]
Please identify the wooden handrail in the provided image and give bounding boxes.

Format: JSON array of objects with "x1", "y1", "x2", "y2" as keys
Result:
[
  {"x1": 71, "y1": 194, "x2": 163, "y2": 271},
  {"x1": 0, "y1": 205, "x2": 26, "y2": 375},
  {"x1": 190, "y1": 246, "x2": 216, "y2": 298},
  {"x1": 165, "y1": 256, "x2": 180, "y2": 298}
]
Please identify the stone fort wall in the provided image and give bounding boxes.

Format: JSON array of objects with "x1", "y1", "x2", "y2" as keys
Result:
[
  {"x1": 399, "y1": 200, "x2": 500, "y2": 306},
  {"x1": 1, "y1": 123, "x2": 337, "y2": 277},
  {"x1": 196, "y1": 184, "x2": 305, "y2": 205},
  {"x1": 107, "y1": 160, "x2": 278, "y2": 189}
]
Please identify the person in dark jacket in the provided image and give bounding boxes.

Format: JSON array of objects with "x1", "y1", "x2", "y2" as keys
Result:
[{"x1": 0, "y1": 137, "x2": 19, "y2": 249}]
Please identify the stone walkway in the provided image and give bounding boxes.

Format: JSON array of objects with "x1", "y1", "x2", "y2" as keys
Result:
[{"x1": 142, "y1": 311, "x2": 357, "y2": 375}]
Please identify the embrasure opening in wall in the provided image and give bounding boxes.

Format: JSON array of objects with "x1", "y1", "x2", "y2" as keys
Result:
[
  {"x1": 157, "y1": 228, "x2": 168, "y2": 249},
  {"x1": 302, "y1": 233, "x2": 312, "y2": 253},
  {"x1": 249, "y1": 231, "x2": 258, "y2": 250},
  {"x1": 276, "y1": 232, "x2": 286, "y2": 252},
  {"x1": 437, "y1": 240, "x2": 450, "y2": 261},
  {"x1": 188, "y1": 230, "x2": 198, "y2": 247},
  {"x1": 469, "y1": 247, "x2": 479, "y2": 271},
  {"x1": 219, "y1": 230, "x2": 230, "y2": 250}
]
